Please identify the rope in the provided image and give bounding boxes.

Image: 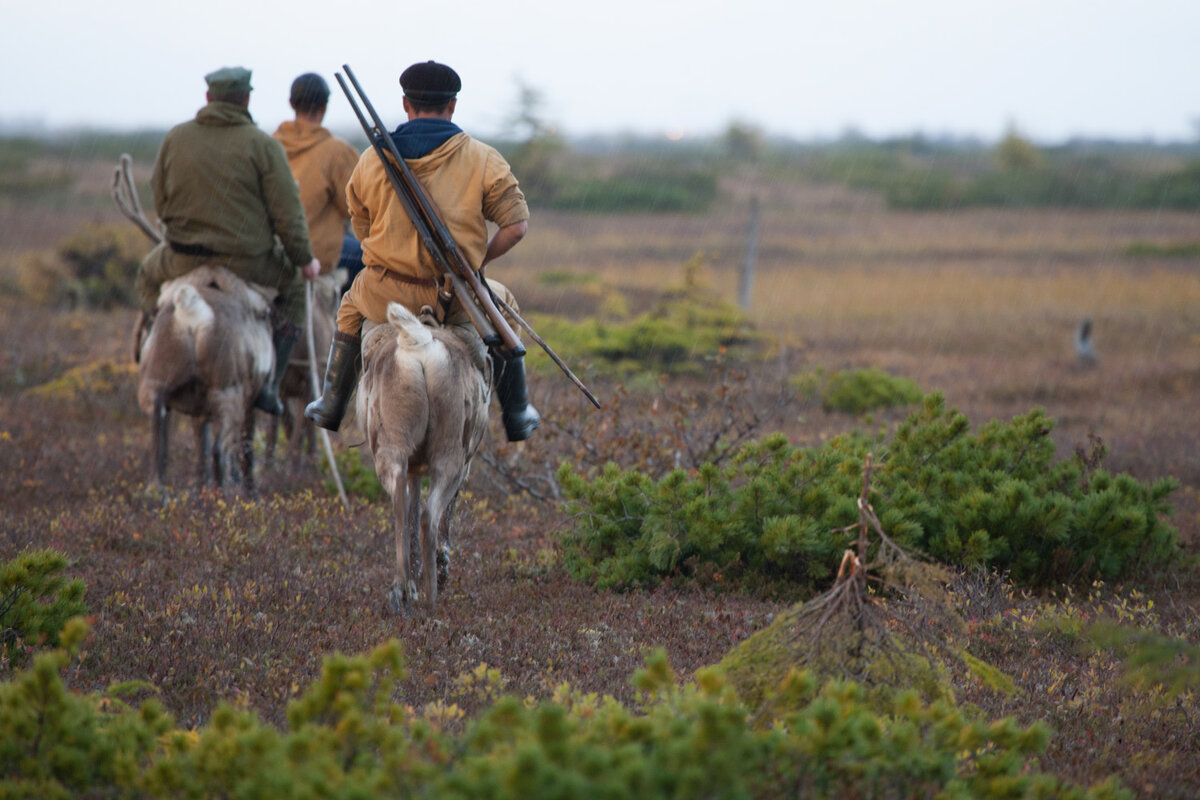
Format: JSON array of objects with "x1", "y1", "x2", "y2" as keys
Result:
[{"x1": 306, "y1": 281, "x2": 349, "y2": 509}]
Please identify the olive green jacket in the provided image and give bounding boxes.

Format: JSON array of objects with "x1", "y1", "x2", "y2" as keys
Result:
[{"x1": 151, "y1": 102, "x2": 313, "y2": 267}]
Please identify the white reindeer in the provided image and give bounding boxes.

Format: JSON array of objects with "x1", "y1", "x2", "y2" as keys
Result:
[
  {"x1": 137, "y1": 266, "x2": 274, "y2": 491},
  {"x1": 358, "y1": 302, "x2": 490, "y2": 612}
]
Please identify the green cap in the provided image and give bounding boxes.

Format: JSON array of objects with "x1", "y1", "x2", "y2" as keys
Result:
[{"x1": 205, "y1": 66, "x2": 253, "y2": 94}]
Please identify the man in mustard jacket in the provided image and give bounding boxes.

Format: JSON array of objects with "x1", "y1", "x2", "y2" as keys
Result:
[
  {"x1": 273, "y1": 73, "x2": 359, "y2": 277},
  {"x1": 305, "y1": 61, "x2": 539, "y2": 442},
  {"x1": 135, "y1": 67, "x2": 321, "y2": 415}
]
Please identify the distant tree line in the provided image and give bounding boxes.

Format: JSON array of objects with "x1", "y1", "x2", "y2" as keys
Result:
[{"x1": 5, "y1": 121, "x2": 1200, "y2": 213}]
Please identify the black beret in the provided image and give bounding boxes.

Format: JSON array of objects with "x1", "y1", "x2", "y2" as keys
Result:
[
  {"x1": 399, "y1": 61, "x2": 461, "y2": 103},
  {"x1": 290, "y1": 73, "x2": 330, "y2": 110}
]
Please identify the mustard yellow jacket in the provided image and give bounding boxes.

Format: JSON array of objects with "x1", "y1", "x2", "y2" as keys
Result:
[
  {"x1": 273, "y1": 120, "x2": 358, "y2": 272},
  {"x1": 151, "y1": 102, "x2": 313, "y2": 267},
  {"x1": 346, "y1": 132, "x2": 528, "y2": 282}
]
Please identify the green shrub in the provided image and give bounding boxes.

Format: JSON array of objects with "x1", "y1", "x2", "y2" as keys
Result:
[
  {"x1": 0, "y1": 619, "x2": 173, "y2": 798},
  {"x1": 0, "y1": 629, "x2": 1128, "y2": 799},
  {"x1": 793, "y1": 366, "x2": 923, "y2": 414},
  {"x1": 1084, "y1": 621, "x2": 1200, "y2": 699},
  {"x1": 526, "y1": 255, "x2": 758, "y2": 375},
  {"x1": 557, "y1": 395, "x2": 1178, "y2": 593},
  {"x1": 1122, "y1": 240, "x2": 1200, "y2": 259},
  {"x1": 1130, "y1": 161, "x2": 1200, "y2": 209},
  {"x1": 536, "y1": 270, "x2": 599, "y2": 287},
  {"x1": 5, "y1": 223, "x2": 155, "y2": 309},
  {"x1": 542, "y1": 167, "x2": 718, "y2": 213},
  {"x1": 0, "y1": 550, "x2": 87, "y2": 670},
  {"x1": 326, "y1": 447, "x2": 385, "y2": 501},
  {"x1": 55, "y1": 223, "x2": 149, "y2": 309}
]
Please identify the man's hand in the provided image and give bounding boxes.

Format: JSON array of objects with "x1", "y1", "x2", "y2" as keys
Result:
[{"x1": 301, "y1": 258, "x2": 321, "y2": 281}]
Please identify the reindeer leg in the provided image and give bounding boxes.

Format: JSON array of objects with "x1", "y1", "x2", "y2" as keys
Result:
[
  {"x1": 152, "y1": 391, "x2": 169, "y2": 486},
  {"x1": 388, "y1": 467, "x2": 414, "y2": 614},
  {"x1": 241, "y1": 408, "x2": 256, "y2": 495},
  {"x1": 194, "y1": 419, "x2": 214, "y2": 487},
  {"x1": 423, "y1": 469, "x2": 457, "y2": 609},
  {"x1": 436, "y1": 477, "x2": 464, "y2": 595},
  {"x1": 408, "y1": 473, "x2": 424, "y2": 606},
  {"x1": 263, "y1": 410, "x2": 278, "y2": 467},
  {"x1": 211, "y1": 431, "x2": 226, "y2": 489},
  {"x1": 304, "y1": 417, "x2": 317, "y2": 458},
  {"x1": 282, "y1": 404, "x2": 298, "y2": 473}
]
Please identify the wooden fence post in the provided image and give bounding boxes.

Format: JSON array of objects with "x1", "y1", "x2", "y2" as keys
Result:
[{"x1": 739, "y1": 194, "x2": 760, "y2": 310}]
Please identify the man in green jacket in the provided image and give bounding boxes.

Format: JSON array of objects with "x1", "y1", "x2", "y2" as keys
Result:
[{"x1": 135, "y1": 66, "x2": 321, "y2": 415}]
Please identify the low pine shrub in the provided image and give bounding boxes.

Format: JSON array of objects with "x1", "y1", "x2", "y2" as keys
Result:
[
  {"x1": 57, "y1": 223, "x2": 149, "y2": 309},
  {"x1": 0, "y1": 619, "x2": 173, "y2": 797},
  {"x1": 326, "y1": 447, "x2": 385, "y2": 501},
  {"x1": 2, "y1": 223, "x2": 148, "y2": 309},
  {"x1": 557, "y1": 395, "x2": 1178, "y2": 593},
  {"x1": 0, "y1": 626, "x2": 1129, "y2": 799},
  {"x1": 792, "y1": 366, "x2": 924, "y2": 414},
  {"x1": 526, "y1": 254, "x2": 758, "y2": 375},
  {"x1": 0, "y1": 549, "x2": 86, "y2": 670}
]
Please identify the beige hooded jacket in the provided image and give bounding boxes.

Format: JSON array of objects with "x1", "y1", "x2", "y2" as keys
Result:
[
  {"x1": 337, "y1": 131, "x2": 529, "y2": 334},
  {"x1": 273, "y1": 120, "x2": 359, "y2": 272},
  {"x1": 347, "y1": 132, "x2": 528, "y2": 281}
]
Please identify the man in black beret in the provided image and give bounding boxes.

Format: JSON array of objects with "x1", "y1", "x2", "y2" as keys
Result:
[
  {"x1": 306, "y1": 60, "x2": 540, "y2": 442},
  {"x1": 399, "y1": 60, "x2": 463, "y2": 106}
]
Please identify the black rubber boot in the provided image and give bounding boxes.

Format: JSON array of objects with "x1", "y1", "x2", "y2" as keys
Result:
[
  {"x1": 254, "y1": 323, "x2": 301, "y2": 415},
  {"x1": 304, "y1": 332, "x2": 361, "y2": 431},
  {"x1": 494, "y1": 354, "x2": 541, "y2": 442}
]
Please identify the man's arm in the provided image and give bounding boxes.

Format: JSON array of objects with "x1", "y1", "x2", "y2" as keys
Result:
[
  {"x1": 260, "y1": 137, "x2": 315, "y2": 268},
  {"x1": 330, "y1": 140, "x2": 359, "y2": 220},
  {"x1": 480, "y1": 220, "x2": 527, "y2": 268},
  {"x1": 150, "y1": 134, "x2": 170, "y2": 217},
  {"x1": 345, "y1": 152, "x2": 373, "y2": 243}
]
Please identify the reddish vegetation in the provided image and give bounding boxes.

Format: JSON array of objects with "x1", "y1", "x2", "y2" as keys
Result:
[{"x1": 2, "y1": 176, "x2": 1198, "y2": 797}]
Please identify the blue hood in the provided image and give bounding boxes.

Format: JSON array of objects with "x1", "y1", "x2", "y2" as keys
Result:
[{"x1": 389, "y1": 118, "x2": 462, "y2": 159}]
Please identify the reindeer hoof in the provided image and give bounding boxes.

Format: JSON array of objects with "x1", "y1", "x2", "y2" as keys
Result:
[
  {"x1": 388, "y1": 580, "x2": 421, "y2": 614},
  {"x1": 388, "y1": 585, "x2": 407, "y2": 614},
  {"x1": 436, "y1": 546, "x2": 451, "y2": 592}
]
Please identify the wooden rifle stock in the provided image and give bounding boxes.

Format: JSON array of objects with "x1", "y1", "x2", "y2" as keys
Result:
[{"x1": 337, "y1": 67, "x2": 524, "y2": 358}]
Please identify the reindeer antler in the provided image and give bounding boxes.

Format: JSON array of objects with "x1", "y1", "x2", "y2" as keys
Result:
[{"x1": 111, "y1": 154, "x2": 163, "y2": 244}]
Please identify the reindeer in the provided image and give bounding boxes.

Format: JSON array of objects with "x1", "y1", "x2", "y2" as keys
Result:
[
  {"x1": 358, "y1": 301, "x2": 490, "y2": 612},
  {"x1": 137, "y1": 266, "x2": 275, "y2": 492},
  {"x1": 264, "y1": 271, "x2": 340, "y2": 468}
]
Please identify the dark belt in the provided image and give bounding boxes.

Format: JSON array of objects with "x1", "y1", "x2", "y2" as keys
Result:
[
  {"x1": 169, "y1": 240, "x2": 218, "y2": 257},
  {"x1": 368, "y1": 264, "x2": 438, "y2": 288}
]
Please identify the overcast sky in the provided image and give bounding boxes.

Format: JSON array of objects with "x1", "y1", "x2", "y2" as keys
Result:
[{"x1": 3, "y1": 0, "x2": 1197, "y2": 143}]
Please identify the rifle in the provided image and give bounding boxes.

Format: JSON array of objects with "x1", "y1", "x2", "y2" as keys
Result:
[{"x1": 337, "y1": 64, "x2": 601, "y2": 408}]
